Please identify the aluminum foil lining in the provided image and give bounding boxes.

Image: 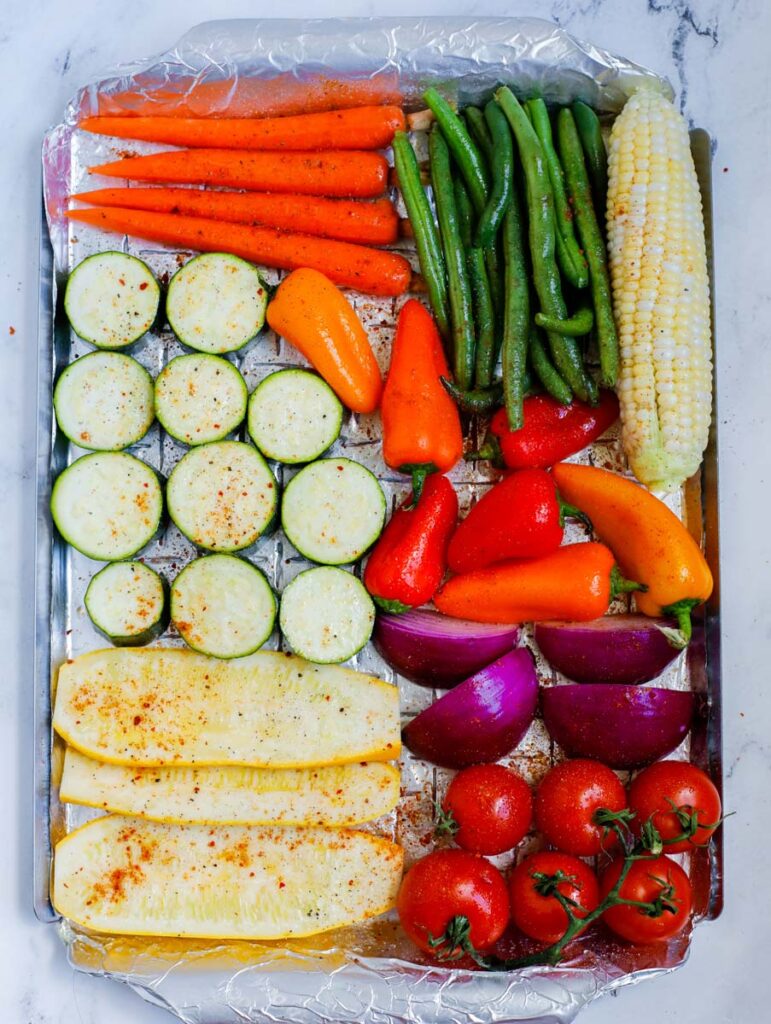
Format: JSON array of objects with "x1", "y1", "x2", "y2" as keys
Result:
[{"x1": 38, "y1": 17, "x2": 713, "y2": 1024}]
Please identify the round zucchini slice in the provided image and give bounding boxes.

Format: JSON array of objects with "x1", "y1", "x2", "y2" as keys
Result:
[
  {"x1": 167, "y1": 441, "x2": 277, "y2": 552},
  {"x1": 85, "y1": 561, "x2": 168, "y2": 646},
  {"x1": 166, "y1": 253, "x2": 267, "y2": 354},
  {"x1": 155, "y1": 354, "x2": 247, "y2": 446},
  {"x1": 248, "y1": 369, "x2": 343, "y2": 464},
  {"x1": 280, "y1": 566, "x2": 375, "y2": 664},
  {"x1": 50, "y1": 452, "x2": 163, "y2": 561},
  {"x1": 171, "y1": 554, "x2": 276, "y2": 659},
  {"x1": 54, "y1": 351, "x2": 154, "y2": 451},
  {"x1": 281, "y1": 457, "x2": 385, "y2": 565},
  {"x1": 64, "y1": 252, "x2": 160, "y2": 350}
]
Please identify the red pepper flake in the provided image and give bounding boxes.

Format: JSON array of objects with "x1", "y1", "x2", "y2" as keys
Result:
[
  {"x1": 208, "y1": 840, "x2": 216, "y2": 848},
  {"x1": 8, "y1": 326, "x2": 15, "y2": 336},
  {"x1": 133, "y1": 715, "x2": 142, "y2": 726},
  {"x1": 139, "y1": 281, "x2": 149, "y2": 290},
  {"x1": 278, "y1": 881, "x2": 286, "y2": 889}
]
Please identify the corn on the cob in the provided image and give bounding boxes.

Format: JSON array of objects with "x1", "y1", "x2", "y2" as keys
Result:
[{"x1": 606, "y1": 88, "x2": 712, "y2": 493}]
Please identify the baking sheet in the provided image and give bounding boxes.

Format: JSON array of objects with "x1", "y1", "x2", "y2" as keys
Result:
[{"x1": 35, "y1": 17, "x2": 722, "y2": 1024}]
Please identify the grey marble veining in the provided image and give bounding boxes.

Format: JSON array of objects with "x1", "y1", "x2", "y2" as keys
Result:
[{"x1": 1, "y1": 2, "x2": 769, "y2": 1022}]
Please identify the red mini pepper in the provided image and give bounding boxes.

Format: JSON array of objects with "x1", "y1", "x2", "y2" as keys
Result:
[
  {"x1": 447, "y1": 468, "x2": 586, "y2": 574},
  {"x1": 471, "y1": 390, "x2": 619, "y2": 470},
  {"x1": 364, "y1": 474, "x2": 458, "y2": 613}
]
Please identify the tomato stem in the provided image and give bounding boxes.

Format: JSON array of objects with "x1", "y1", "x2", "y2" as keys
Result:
[{"x1": 427, "y1": 914, "x2": 489, "y2": 967}]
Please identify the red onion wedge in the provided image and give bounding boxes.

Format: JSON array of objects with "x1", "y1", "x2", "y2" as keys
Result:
[
  {"x1": 534, "y1": 615, "x2": 683, "y2": 685},
  {"x1": 402, "y1": 648, "x2": 538, "y2": 768},
  {"x1": 541, "y1": 684, "x2": 695, "y2": 769},
  {"x1": 374, "y1": 609, "x2": 520, "y2": 688}
]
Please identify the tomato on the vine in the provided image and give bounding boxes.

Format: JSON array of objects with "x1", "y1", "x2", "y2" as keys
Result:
[
  {"x1": 628, "y1": 760, "x2": 721, "y2": 853},
  {"x1": 534, "y1": 759, "x2": 628, "y2": 856},
  {"x1": 397, "y1": 849, "x2": 510, "y2": 959},
  {"x1": 508, "y1": 851, "x2": 600, "y2": 945},
  {"x1": 600, "y1": 854, "x2": 692, "y2": 943},
  {"x1": 439, "y1": 764, "x2": 533, "y2": 855}
]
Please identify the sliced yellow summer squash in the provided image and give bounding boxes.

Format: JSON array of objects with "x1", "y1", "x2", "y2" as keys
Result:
[
  {"x1": 60, "y1": 747, "x2": 401, "y2": 826},
  {"x1": 53, "y1": 816, "x2": 403, "y2": 939},
  {"x1": 53, "y1": 648, "x2": 400, "y2": 767}
]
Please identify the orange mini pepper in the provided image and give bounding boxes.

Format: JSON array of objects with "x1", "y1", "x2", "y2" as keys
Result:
[
  {"x1": 552, "y1": 462, "x2": 713, "y2": 645},
  {"x1": 381, "y1": 299, "x2": 463, "y2": 492},
  {"x1": 434, "y1": 542, "x2": 622, "y2": 624},
  {"x1": 266, "y1": 267, "x2": 382, "y2": 413}
]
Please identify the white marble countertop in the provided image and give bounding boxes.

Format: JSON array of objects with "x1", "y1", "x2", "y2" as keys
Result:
[{"x1": 2, "y1": 1, "x2": 769, "y2": 1021}]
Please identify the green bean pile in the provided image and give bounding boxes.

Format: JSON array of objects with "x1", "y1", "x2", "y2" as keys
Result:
[{"x1": 396, "y1": 85, "x2": 619, "y2": 430}]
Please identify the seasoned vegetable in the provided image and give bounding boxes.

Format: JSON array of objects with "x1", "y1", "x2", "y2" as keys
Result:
[
  {"x1": 266, "y1": 268, "x2": 383, "y2": 413},
  {"x1": 439, "y1": 763, "x2": 532, "y2": 855},
  {"x1": 90, "y1": 148, "x2": 389, "y2": 197},
  {"x1": 364, "y1": 474, "x2": 457, "y2": 613},
  {"x1": 60, "y1": 747, "x2": 401, "y2": 827},
  {"x1": 499, "y1": 177, "x2": 531, "y2": 426},
  {"x1": 279, "y1": 566, "x2": 375, "y2": 664},
  {"x1": 423, "y1": 87, "x2": 489, "y2": 213},
  {"x1": 528, "y1": 326, "x2": 573, "y2": 404},
  {"x1": 67, "y1": 207, "x2": 412, "y2": 297},
  {"x1": 171, "y1": 554, "x2": 276, "y2": 659},
  {"x1": 81, "y1": 106, "x2": 406, "y2": 150},
  {"x1": 463, "y1": 107, "x2": 493, "y2": 163},
  {"x1": 85, "y1": 561, "x2": 168, "y2": 646},
  {"x1": 509, "y1": 852, "x2": 600, "y2": 944},
  {"x1": 373, "y1": 610, "x2": 519, "y2": 689},
  {"x1": 571, "y1": 101, "x2": 607, "y2": 219},
  {"x1": 541, "y1": 684, "x2": 695, "y2": 769},
  {"x1": 64, "y1": 251, "x2": 159, "y2": 350},
  {"x1": 167, "y1": 441, "x2": 277, "y2": 552},
  {"x1": 280, "y1": 457, "x2": 385, "y2": 565},
  {"x1": 440, "y1": 377, "x2": 502, "y2": 415},
  {"x1": 454, "y1": 178, "x2": 495, "y2": 391},
  {"x1": 402, "y1": 648, "x2": 538, "y2": 768},
  {"x1": 53, "y1": 647, "x2": 400, "y2": 767},
  {"x1": 606, "y1": 88, "x2": 712, "y2": 491},
  {"x1": 51, "y1": 452, "x2": 163, "y2": 561},
  {"x1": 247, "y1": 369, "x2": 343, "y2": 463},
  {"x1": 552, "y1": 462, "x2": 713, "y2": 645},
  {"x1": 154, "y1": 354, "x2": 248, "y2": 445},
  {"x1": 535, "y1": 306, "x2": 594, "y2": 337},
  {"x1": 54, "y1": 351, "x2": 154, "y2": 451},
  {"x1": 54, "y1": 816, "x2": 403, "y2": 939},
  {"x1": 628, "y1": 760, "x2": 722, "y2": 853},
  {"x1": 475, "y1": 100, "x2": 513, "y2": 249},
  {"x1": 600, "y1": 855, "x2": 692, "y2": 943},
  {"x1": 534, "y1": 758, "x2": 627, "y2": 856},
  {"x1": 166, "y1": 253, "x2": 267, "y2": 354}
]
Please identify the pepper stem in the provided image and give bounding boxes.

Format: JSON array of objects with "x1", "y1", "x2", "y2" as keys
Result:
[
  {"x1": 610, "y1": 565, "x2": 647, "y2": 600},
  {"x1": 558, "y1": 497, "x2": 593, "y2": 534},
  {"x1": 465, "y1": 434, "x2": 504, "y2": 466},
  {"x1": 398, "y1": 463, "x2": 438, "y2": 505},
  {"x1": 661, "y1": 598, "x2": 701, "y2": 647}
]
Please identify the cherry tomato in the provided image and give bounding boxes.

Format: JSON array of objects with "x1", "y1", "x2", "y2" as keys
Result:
[
  {"x1": 628, "y1": 760, "x2": 721, "y2": 853},
  {"x1": 509, "y1": 851, "x2": 600, "y2": 944},
  {"x1": 440, "y1": 764, "x2": 533, "y2": 855},
  {"x1": 534, "y1": 759, "x2": 627, "y2": 856},
  {"x1": 397, "y1": 849, "x2": 510, "y2": 958},
  {"x1": 600, "y1": 854, "x2": 692, "y2": 943}
]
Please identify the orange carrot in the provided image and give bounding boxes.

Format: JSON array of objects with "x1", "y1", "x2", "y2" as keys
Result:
[
  {"x1": 66, "y1": 206, "x2": 412, "y2": 297},
  {"x1": 267, "y1": 268, "x2": 382, "y2": 413},
  {"x1": 72, "y1": 187, "x2": 399, "y2": 246},
  {"x1": 89, "y1": 149, "x2": 387, "y2": 198},
  {"x1": 80, "y1": 106, "x2": 406, "y2": 151}
]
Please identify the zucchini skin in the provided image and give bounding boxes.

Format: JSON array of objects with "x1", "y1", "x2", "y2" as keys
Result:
[
  {"x1": 64, "y1": 251, "x2": 161, "y2": 350},
  {"x1": 85, "y1": 562, "x2": 169, "y2": 647}
]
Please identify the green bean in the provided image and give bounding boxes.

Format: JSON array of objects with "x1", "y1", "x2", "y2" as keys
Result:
[
  {"x1": 424, "y1": 87, "x2": 490, "y2": 215},
  {"x1": 392, "y1": 132, "x2": 449, "y2": 337},
  {"x1": 572, "y1": 101, "x2": 608, "y2": 222},
  {"x1": 463, "y1": 107, "x2": 493, "y2": 164},
  {"x1": 441, "y1": 377, "x2": 503, "y2": 414},
  {"x1": 475, "y1": 101, "x2": 514, "y2": 250},
  {"x1": 526, "y1": 98, "x2": 588, "y2": 290},
  {"x1": 528, "y1": 328, "x2": 573, "y2": 404},
  {"x1": 429, "y1": 127, "x2": 476, "y2": 391},
  {"x1": 500, "y1": 178, "x2": 531, "y2": 430},
  {"x1": 556, "y1": 108, "x2": 619, "y2": 387},
  {"x1": 455, "y1": 178, "x2": 496, "y2": 389},
  {"x1": 496, "y1": 87, "x2": 597, "y2": 404},
  {"x1": 535, "y1": 306, "x2": 594, "y2": 337}
]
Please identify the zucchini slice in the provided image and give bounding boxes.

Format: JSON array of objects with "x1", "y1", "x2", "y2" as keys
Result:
[
  {"x1": 248, "y1": 369, "x2": 343, "y2": 464},
  {"x1": 166, "y1": 253, "x2": 267, "y2": 354},
  {"x1": 50, "y1": 452, "x2": 163, "y2": 561},
  {"x1": 280, "y1": 567, "x2": 375, "y2": 664},
  {"x1": 154, "y1": 354, "x2": 247, "y2": 446},
  {"x1": 171, "y1": 554, "x2": 276, "y2": 659},
  {"x1": 167, "y1": 441, "x2": 277, "y2": 552},
  {"x1": 64, "y1": 251, "x2": 160, "y2": 349},
  {"x1": 281, "y1": 457, "x2": 385, "y2": 564},
  {"x1": 54, "y1": 816, "x2": 403, "y2": 940},
  {"x1": 85, "y1": 561, "x2": 168, "y2": 646},
  {"x1": 53, "y1": 647, "x2": 400, "y2": 767},
  {"x1": 60, "y1": 747, "x2": 400, "y2": 827},
  {"x1": 53, "y1": 352, "x2": 154, "y2": 451}
]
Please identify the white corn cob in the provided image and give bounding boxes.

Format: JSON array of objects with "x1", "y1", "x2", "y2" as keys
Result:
[{"x1": 606, "y1": 88, "x2": 712, "y2": 492}]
